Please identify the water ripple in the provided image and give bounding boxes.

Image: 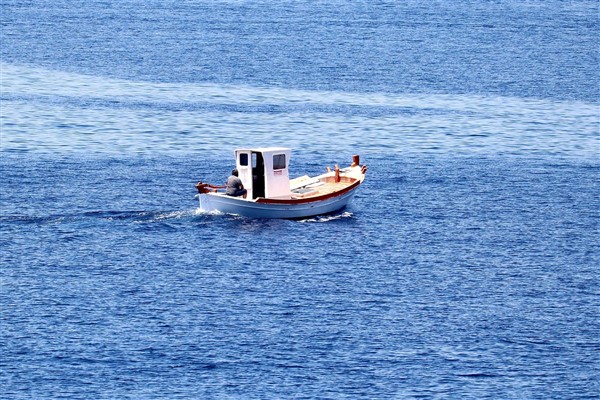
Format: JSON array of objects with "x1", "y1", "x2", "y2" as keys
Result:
[{"x1": 2, "y1": 63, "x2": 598, "y2": 157}]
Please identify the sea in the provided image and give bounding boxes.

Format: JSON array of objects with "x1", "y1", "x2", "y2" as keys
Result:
[{"x1": 1, "y1": 1, "x2": 599, "y2": 398}]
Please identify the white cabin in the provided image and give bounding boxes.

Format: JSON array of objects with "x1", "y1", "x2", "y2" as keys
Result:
[{"x1": 234, "y1": 147, "x2": 291, "y2": 199}]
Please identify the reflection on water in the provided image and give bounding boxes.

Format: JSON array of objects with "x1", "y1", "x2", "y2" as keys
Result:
[{"x1": 1, "y1": 63, "x2": 598, "y2": 157}]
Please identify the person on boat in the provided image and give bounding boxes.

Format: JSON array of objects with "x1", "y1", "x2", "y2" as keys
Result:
[{"x1": 226, "y1": 169, "x2": 247, "y2": 198}]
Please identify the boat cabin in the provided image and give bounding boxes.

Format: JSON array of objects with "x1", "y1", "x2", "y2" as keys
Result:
[{"x1": 234, "y1": 147, "x2": 291, "y2": 199}]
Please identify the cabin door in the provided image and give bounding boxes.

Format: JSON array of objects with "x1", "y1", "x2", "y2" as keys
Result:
[
  {"x1": 236, "y1": 151, "x2": 253, "y2": 199},
  {"x1": 252, "y1": 152, "x2": 265, "y2": 199}
]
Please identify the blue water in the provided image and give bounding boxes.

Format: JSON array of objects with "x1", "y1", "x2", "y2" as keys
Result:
[{"x1": 1, "y1": 1, "x2": 599, "y2": 398}]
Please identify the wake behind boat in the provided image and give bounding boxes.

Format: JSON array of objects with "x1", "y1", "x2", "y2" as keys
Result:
[{"x1": 195, "y1": 148, "x2": 367, "y2": 219}]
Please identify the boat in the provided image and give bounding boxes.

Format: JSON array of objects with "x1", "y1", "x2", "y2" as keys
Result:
[{"x1": 195, "y1": 148, "x2": 367, "y2": 219}]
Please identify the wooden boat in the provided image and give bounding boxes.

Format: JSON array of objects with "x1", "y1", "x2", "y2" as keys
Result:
[{"x1": 195, "y1": 148, "x2": 367, "y2": 219}]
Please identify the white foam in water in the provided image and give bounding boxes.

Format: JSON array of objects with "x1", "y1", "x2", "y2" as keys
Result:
[
  {"x1": 150, "y1": 209, "x2": 226, "y2": 221},
  {"x1": 193, "y1": 208, "x2": 224, "y2": 217},
  {"x1": 153, "y1": 210, "x2": 194, "y2": 220},
  {"x1": 299, "y1": 211, "x2": 354, "y2": 223},
  {"x1": 127, "y1": 209, "x2": 215, "y2": 224}
]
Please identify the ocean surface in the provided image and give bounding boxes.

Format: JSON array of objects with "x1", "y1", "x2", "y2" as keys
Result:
[{"x1": 1, "y1": 0, "x2": 599, "y2": 398}]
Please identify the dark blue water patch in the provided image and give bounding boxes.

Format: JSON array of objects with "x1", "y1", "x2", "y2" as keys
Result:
[
  {"x1": 2, "y1": 0, "x2": 599, "y2": 395},
  {"x1": 1, "y1": 152, "x2": 598, "y2": 398},
  {"x1": 2, "y1": 0, "x2": 598, "y2": 102}
]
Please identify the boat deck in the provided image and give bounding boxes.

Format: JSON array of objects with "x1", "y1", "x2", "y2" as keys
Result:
[{"x1": 290, "y1": 176, "x2": 357, "y2": 199}]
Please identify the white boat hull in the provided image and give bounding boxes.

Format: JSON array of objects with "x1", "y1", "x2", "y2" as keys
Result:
[{"x1": 197, "y1": 185, "x2": 360, "y2": 219}]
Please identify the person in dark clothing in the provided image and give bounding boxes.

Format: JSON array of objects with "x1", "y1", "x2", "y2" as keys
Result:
[{"x1": 226, "y1": 169, "x2": 247, "y2": 198}]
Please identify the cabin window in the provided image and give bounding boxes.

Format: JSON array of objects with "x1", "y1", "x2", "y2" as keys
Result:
[
  {"x1": 273, "y1": 154, "x2": 286, "y2": 170},
  {"x1": 239, "y1": 153, "x2": 249, "y2": 166}
]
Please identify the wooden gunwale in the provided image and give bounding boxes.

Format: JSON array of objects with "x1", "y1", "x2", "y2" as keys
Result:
[{"x1": 256, "y1": 178, "x2": 361, "y2": 205}]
